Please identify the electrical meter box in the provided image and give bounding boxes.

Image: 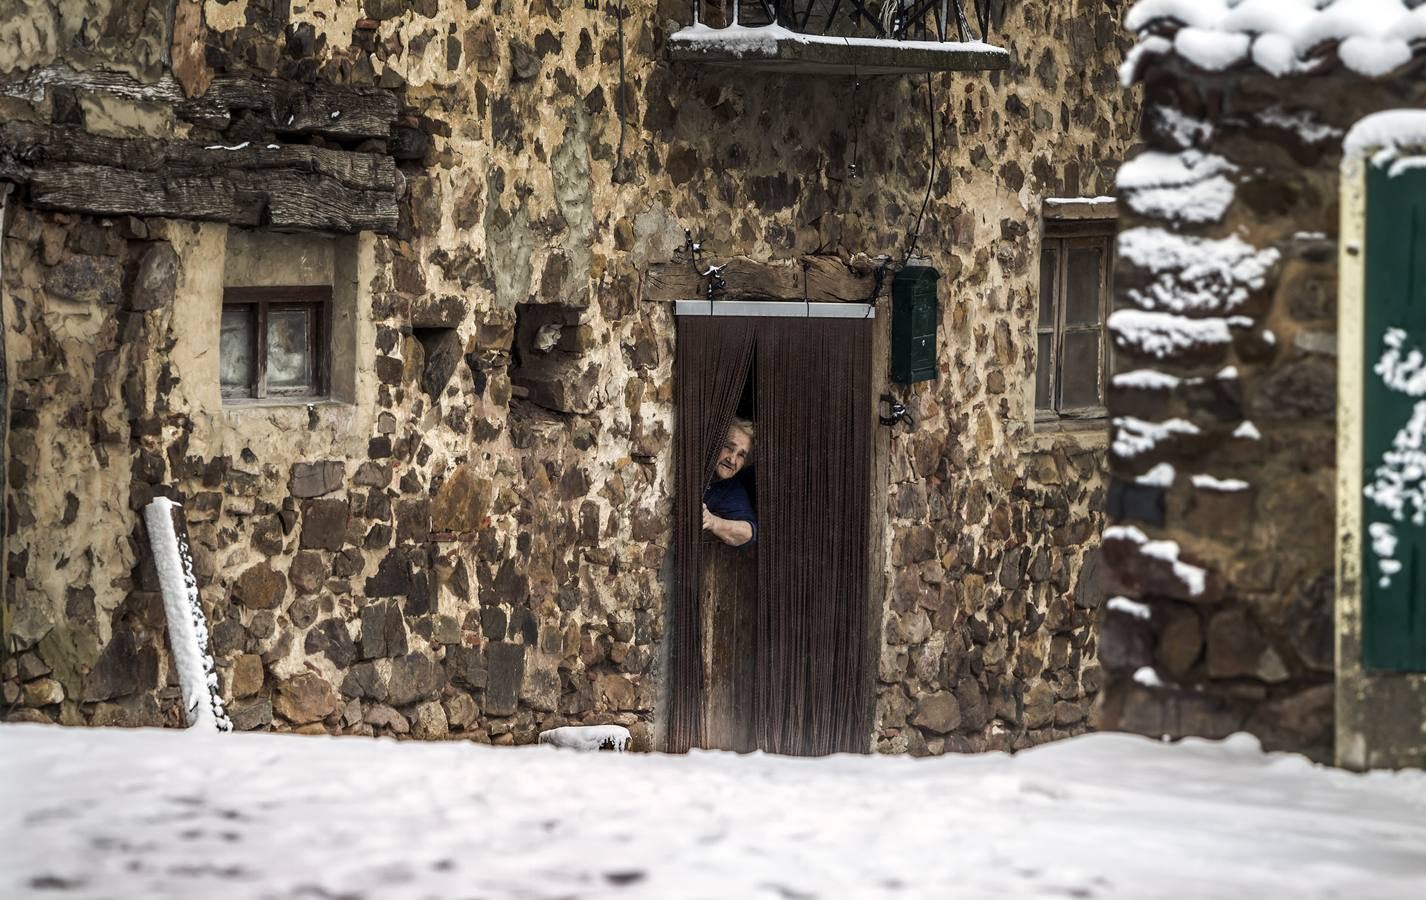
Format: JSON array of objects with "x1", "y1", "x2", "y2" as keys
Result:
[{"x1": 891, "y1": 266, "x2": 939, "y2": 384}]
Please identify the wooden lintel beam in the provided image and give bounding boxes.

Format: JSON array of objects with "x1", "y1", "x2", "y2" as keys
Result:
[
  {"x1": 25, "y1": 161, "x2": 399, "y2": 234},
  {"x1": 176, "y1": 75, "x2": 400, "y2": 141},
  {"x1": 1, "y1": 64, "x2": 401, "y2": 142},
  {"x1": 1, "y1": 121, "x2": 401, "y2": 233},
  {"x1": 1, "y1": 122, "x2": 398, "y2": 194},
  {"x1": 643, "y1": 255, "x2": 878, "y2": 304}
]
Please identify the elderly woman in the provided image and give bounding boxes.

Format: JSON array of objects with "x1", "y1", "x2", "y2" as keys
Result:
[{"x1": 701, "y1": 419, "x2": 757, "y2": 547}]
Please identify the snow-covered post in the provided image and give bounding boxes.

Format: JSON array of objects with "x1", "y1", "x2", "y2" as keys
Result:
[{"x1": 144, "y1": 497, "x2": 231, "y2": 731}]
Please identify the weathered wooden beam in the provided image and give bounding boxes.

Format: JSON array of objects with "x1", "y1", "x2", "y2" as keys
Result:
[
  {"x1": 1, "y1": 122, "x2": 400, "y2": 233},
  {"x1": 803, "y1": 254, "x2": 878, "y2": 303},
  {"x1": 2, "y1": 122, "x2": 398, "y2": 192},
  {"x1": 26, "y1": 161, "x2": 399, "y2": 233},
  {"x1": 176, "y1": 75, "x2": 400, "y2": 141},
  {"x1": 643, "y1": 255, "x2": 877, "y2": 303},
  {"x1": 1, "y1": 64, "x2": 400, "y2": 142}
]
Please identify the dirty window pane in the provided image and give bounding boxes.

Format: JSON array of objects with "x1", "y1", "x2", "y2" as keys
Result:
[
  {"x1": 1035, "y1": 332, "x2": 1053, "y2": 411},
  {"x1": 1065, "y1": 247, "x2": 1103, "y2": 326},
  {"x1": 1061, "y1": 331, "x2": 1102, "y2": 408},
  {"x1": 220, "y1": 306, "x2": 255, "y2": 395},
  {"x1": 1038, "y1": 248, "x2": 1057, "y2": 329},
  {"x1": 267, "y1": 307, "x2": 314, "y2": 392}
]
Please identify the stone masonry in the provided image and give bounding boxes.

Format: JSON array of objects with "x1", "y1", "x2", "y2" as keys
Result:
[
  {"x1": 1, "y1": 0, "x2": 1138, "y2": 753},
  {"x1": 1099, "y1": 26, "x2": 1426, "y2": 762}
]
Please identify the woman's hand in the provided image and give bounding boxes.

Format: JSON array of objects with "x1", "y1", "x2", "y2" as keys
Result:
[{"x1": 702, "y1": 503, "x2": 753, "y2": 547}]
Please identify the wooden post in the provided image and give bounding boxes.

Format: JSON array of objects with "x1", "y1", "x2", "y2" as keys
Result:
[{"x1": 144, "y1": 497, "x2": 230, "y2": 731}]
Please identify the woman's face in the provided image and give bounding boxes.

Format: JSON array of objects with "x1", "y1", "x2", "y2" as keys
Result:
[{"x1": 713, "y1": 428, "x2": 751, "y2": 480}]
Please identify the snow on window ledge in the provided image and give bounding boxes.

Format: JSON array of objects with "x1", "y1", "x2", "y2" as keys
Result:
[{"x1": 1043, "y1": 197, "x2": 1119, "y2": 220}]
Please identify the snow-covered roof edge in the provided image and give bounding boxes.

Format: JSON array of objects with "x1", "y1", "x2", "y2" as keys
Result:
[{"x1": 1120, "y1": 0, "x2": 1426, "y2": 86}]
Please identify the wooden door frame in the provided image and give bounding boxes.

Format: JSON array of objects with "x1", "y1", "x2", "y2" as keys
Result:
[{"x1": 667, "y1": 301, "x2": 887, "y2": 753}]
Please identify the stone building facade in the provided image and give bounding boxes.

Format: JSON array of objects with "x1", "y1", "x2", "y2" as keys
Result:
[
  {"x1": 0, "y1": 0, "x2": 1137, "y2": 753},
  {"x1": 1098, "y1": 0, "x2": 1426, "y2": 767}
]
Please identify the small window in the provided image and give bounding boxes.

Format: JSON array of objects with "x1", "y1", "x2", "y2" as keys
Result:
[
  {"x1": 220, "y1": 286, "x2": 330, "y2": 401},
  {"x1": 1036, "y1": 222, "x2": 1114, "y2": 421}
]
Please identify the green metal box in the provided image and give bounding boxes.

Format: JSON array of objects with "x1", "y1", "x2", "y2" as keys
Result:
[{"x1": 891, "y1": 266, "x2": 939, "y2": 384}]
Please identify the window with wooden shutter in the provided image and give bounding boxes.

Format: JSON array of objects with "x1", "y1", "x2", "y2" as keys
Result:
[{"x1": 1036, "y1": 222, "x2": 1114, "y2": 422}]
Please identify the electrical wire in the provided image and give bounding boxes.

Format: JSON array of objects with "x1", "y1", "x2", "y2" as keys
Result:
[
  {"x1": 615, "y1": 0, "x2": 628, "y2": 172},
  {"x1": 902, "y1": 72, "x2": 938, "y2": 266}
]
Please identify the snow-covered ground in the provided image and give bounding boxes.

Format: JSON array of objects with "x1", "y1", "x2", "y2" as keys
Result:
[{"x1": 3, "y1": 725, "x2": 1425, "y2": 899}]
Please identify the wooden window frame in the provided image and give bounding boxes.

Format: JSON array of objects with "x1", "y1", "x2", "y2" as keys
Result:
[
  {"x1": 221, "y1": 285, "x2": 331, "y2": 401},
  {"x1": 1036, "y1": 221, "x2": 1115, "y2": 423}
]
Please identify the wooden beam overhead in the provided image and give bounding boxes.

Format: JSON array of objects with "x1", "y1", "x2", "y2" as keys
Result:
[
  {"x1": 0, "y1": 122, "x2": 402, "y2": 234},
  {"x1": 643, "y1": 255, "x2": 881, "y2": 304}
]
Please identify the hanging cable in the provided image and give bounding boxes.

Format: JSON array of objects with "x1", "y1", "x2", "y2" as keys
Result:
[
  {"x1": 614, "y1": 0, "x2": 629, "y2": 173},
  {"x1": 902, "y1": 72, "x2": 938, "y2": 266}
]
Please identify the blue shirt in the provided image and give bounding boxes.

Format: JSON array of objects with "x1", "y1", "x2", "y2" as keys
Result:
[{"x1": 704, "y1": 476, "x2": 757, "y2": 544}]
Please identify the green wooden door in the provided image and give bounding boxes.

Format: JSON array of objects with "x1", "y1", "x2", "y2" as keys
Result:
[{"x1": 1362, "y1": 160, "x2": 1426, "y2": 671}]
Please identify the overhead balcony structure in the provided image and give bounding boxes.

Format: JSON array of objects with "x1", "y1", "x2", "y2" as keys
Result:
[{"x1": 669, "y1": 0, "x2": 1010, "y2": 76}]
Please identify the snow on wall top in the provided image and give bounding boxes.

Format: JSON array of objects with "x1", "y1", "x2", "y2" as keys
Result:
[{"x1": 1121, "y1": 0, "x2": 1426, "y2": 84}]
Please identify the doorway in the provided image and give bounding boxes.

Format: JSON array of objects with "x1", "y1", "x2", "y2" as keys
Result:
[{"x1": 668, "y1": 304, "x2": 885, "y2": 756}]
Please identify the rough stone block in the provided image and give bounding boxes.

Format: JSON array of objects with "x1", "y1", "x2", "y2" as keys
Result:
[
  {"x1": 395, "y1": 497, "x2": 431, "y2": 543},
  {"x1": 485, "y1": 641, "x2": 525, "y2": 716},
  {"x1": 1207, "y1": 608, "x2": 1289, "y2": 683},
  {"x1": 364, "y1": 703, "x2": 410, "y2": 734},
  {"x1": 304, "y1": 619, "x2": 357, "y2": 668},
  {"x1": 388, "y1": 652, "x2": 446, "y2": 708},
  {"x1": 912, "y1": 691, "x2": 961, "y2": 734},
  {"x1": 131, "y1": 243, "x2": 179, "y2": 310},
  {"x1": 228, "y1": 698, "x2": 274, "y2": 731},
  {"x1": 274, "y1": 672, "x2": 338, "y2": 724},
  {"x1": 431, "y1": 465, "x2": 493, "y2": 534},
  {"x1": 1098, "y1": 607, "x2": 1154, "y2": 673},
  {"x1": 289, "y1": 551, "x2": 330, "y2": 595},
  {"x1": 230, "y1": 653, "x2": 264, "y2": 698},
  {"x1": 1155, "y1": 604, "x2": 1203, "y2": 678},
  {"x1": 341, "y1": 661, "x2": 388, "y2": 702},
  {"x1": 233, "y1": 563, "x2": 287, "y2": 610},
  {"x1": 83, "y1": 630, "x2": 158, "y2": 702},
  {"x1": 290, "y1": 461, "x2": 346, "y2": 498},
  {"x1": 360, "y1": 601, "x2": 408, "y2": 660},
  {"x1": 44, "y1": 254, "x2": 123, "y2": 304},
  {"x1": 300, "y1": 499, "x2": 351, "y2": 551}
]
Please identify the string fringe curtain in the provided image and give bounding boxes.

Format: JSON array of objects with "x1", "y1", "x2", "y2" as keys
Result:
[
  {"x1": 672, "y1": 316, "x2": 874, "y2": 756},
  {"x1": 670, "y1": 317, "x2": 757, "y2": 753}
]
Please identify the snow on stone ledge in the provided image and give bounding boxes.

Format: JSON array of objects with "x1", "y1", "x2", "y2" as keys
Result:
[
  {"x1": 1103, "y1": 525, "x2": 1209, "y2": 598},
  {"x1": 1123, "y1": 0, "x2": 1426, "y2": 82},
  {"x1": 538, "y1": 724, "x2": 631, "y2": 752},
  {"x1": 1113, "y1": 369, "x2": 1182, "y2": 391},
  {"x1": 1108, "y1": 596, "x2": 1153, "y2": 620},
  {"x1": 1112, "y1": 415, "x2": 1202, "y2": 459},
  {"x1": 1108, "y1": 309, "x2": 1237, "y2": 359},
  {"x1": 1118, "y1": 227, "x2": 1279, "y2": 314},
  {"x1": 1116, "y1": 150, "x2": 1238, "y2": 224},
  {"x1": 1132, "y1": 666, "x2": 1167, "y2": 688},
  {"x1": 1192, "y1": 473, "x2": 1251, "y2": 492}
]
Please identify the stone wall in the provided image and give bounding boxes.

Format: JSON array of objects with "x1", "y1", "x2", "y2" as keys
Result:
[
  {"x1": 1, "y1": 0, "x2": 1138, "y2": 753},
  {"x1": 1097, "y1": 60, "x2": 1426, "y2": 763}
]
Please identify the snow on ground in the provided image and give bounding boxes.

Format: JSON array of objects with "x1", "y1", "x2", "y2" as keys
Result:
[{"x1": 3, "y1": 725, "x2": 1426, "y2": 899}]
